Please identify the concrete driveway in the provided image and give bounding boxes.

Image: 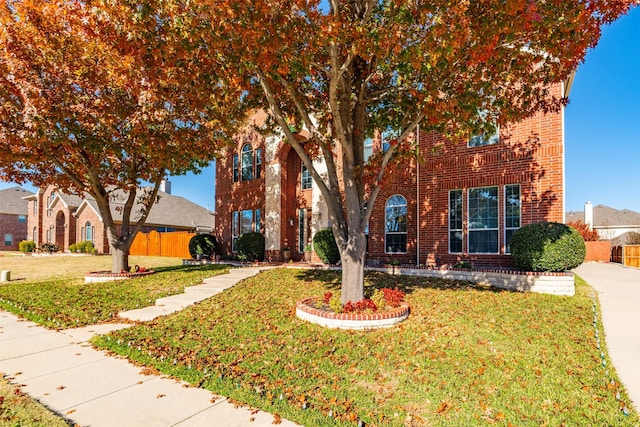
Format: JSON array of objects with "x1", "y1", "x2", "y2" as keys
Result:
[{"x1": 574, "y1": 262, "x2": 640, "y2": 411}]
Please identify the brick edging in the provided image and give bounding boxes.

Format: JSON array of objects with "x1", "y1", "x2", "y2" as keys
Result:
[{"x1": 296, "y1": 298, "x2": 410, "y2": 324}]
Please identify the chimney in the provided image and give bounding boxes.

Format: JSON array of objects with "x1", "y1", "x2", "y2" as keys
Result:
[
  {"x1": 584, "y1": 201, "x2": 593, "y2": 230},
  {"x1": 160, "y1": 178, "x2": 171, "y2": 194}
]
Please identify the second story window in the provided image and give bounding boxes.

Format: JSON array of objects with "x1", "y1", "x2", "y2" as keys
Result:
[
  {"x1": 301, "y1": 164, "x2": 312, "y2": 190},
  {"x1": 241, "y1": 144, "x2": 253, "y2": 181},
  {"x1": 232, "y1": 153, "x2": 239, "y2": 182},
  {"x1": 363, "y1": 138, "x2": 373, "y2": 163},
  {"x1": 255, "y1": 149, "x2": 262, "y2": 179},
  {"x1": 234, "y1": 145, "x2": 262, "y2": 182}
]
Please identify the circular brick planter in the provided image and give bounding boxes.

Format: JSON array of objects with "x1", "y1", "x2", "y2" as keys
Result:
[
  {"x1": 296, "y1": 298, "x2": 410, "y2": 330},
  {"x1": 84, "y1": 270, "x2": 155, "y2": 283}
]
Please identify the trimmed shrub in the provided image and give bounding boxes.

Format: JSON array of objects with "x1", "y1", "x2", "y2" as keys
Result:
[
  {"x1": 313, "y1": 228, "x2": 340, "y2": 264},
  {"x1": 188, "y1": 234, "x2": 216, "y2": 259},
  {"x1": 510, "y1": 222, "x2": 586, "y2": 272},
  {"x1": 40, "y1": 242, "x2": 59, "y2": 253},
  {"x1": 236, "y1": 232, "x2": 265, "y2": 261},
  {"x1": 69, "y1": 240, "x2": 97, "y2": 254},
  {"x1": 18, "y1": 240, "x2": 36, "y2": 253}
]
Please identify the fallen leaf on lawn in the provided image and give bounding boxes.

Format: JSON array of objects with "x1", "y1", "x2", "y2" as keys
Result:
[
  {"x1": 140, "y1": 367, "x2": 161, "y2": 376},
  {"x1": 272, "y1": 413, "x2": 282, "y2": 424},
  {"x1": 436, "y1": 401, "x2": 452, "y2": 414}
]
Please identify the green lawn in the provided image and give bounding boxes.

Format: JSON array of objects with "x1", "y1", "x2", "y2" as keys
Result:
[
  {"x1": 88, "y1": 269, "x2": 639, "y2": 427},
  {"x1": 0, "y1": 261, "x2": 229, "y2": 328},
  {"x1": 0, "y1": 377, "x2": 71, "y2": 426}
]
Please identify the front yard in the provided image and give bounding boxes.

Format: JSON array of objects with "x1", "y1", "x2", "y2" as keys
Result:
[{"x1": 0, "y1": 255, "x2": 637, "y2": 426}]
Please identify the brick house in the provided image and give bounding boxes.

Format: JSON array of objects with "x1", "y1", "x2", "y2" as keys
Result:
[
  {"x1": 215, "y1": 83, "x2": 567, "y2": 268},
  {"x1": 24, "y1": 181, "x2": 215, "y2": 254},
  {"x1": 567, "y1": 202, "x2": 640, "y2": 245},
  {"x1": 0, "y1": 186, "x2": 33, "y2": 250}
]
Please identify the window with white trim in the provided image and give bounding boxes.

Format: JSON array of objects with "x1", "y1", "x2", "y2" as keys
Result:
[
  {"x1": 255, "y1": 149, "x2": 263, "y2": 179},
  {"x1": 232, "y1": 209, "x2": 262, "y2": 251},
  {"x1": 85, "y1": 221, "x2": 94, "y2": 243},
  {"x1": 301, "y1": 164, "x2": 312, "y2": 190},
  {"x1": 241, "y1": 144, "x2": 253, "y2": 181},
  {"x1": 449, "y1": 190, "x2": 463, "y2": 253},
  {"x1": 232, "y1": 153, "x2": 239, "y2": 182},
  {"x1": 468, "y1": 186, "x2": 499, "y2": 253},
  {"x1": 504, "y1": 184, "x2": 521, "y2": 253},
  {"x1": 363, "y1": 138, "x2": 373, "y2": 163},
  {"x1": 468, "y1": 110, "x2": 499, "y2": 147},
  {"x1": 385, "y1": 195, "x2": 407, "y2": 253}
]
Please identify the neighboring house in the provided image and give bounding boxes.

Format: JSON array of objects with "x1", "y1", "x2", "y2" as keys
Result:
[
  {"x1": 0, "y1": 186, "x2": 34, "y2": 250},
  {"x1": 23, "y1": 180, "x2": 215, "y2": 254},
  {"x1": 215, "y1": 82, "x2": 567, "y2": 268},
  {"x1": 566, "y1": 202, "x2": 640, "y2": 245}
]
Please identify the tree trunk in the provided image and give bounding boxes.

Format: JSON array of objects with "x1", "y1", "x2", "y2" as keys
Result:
[
  {"x1": 340, "y1": 237, "x2": 367, "y2": 304},
  {"x1": 111, "y1": 244, "x2": 129, "y2": 273}
]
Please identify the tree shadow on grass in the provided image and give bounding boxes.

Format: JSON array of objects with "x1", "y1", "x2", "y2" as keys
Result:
[{"x1": 293, "y1": 268, "x2": 508, "y2": 297}]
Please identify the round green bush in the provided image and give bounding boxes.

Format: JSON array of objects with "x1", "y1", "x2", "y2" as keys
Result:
[
  {"x1": 18, "y1": 240, "x2": 36, "y2": 253},
  {"x1": 510, "y1": 222, "x2": 586, "y2": 272},
  {"x1": 70, "y1": 240, "x2": 97, "y2": 254},
  {"x1": 188, "y1": 234, "x2": 216, "y2": 259},
  {"x1": 313, "y1": 228, "x2": 340, "y2": 264},
  {"x1": 236, "y1": 232, "x2": 265, "y2": 261}
]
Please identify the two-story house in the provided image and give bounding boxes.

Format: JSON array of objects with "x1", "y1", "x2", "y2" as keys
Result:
[{"x1": 215, "y1": 83, "x2": 567, "y2": 268}]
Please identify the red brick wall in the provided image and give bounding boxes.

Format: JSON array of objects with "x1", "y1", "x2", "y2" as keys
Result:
[
  {"x1": 215, "y1": 84, "x2": 565, "y2": 268},
  {"x1": 75, "y1": 205, "x2": 107, "y2": 253},
  {"x1": 344, "y1": 84, "x2": 563, "y2": 268},
  {"x1": 26, "y1": 193, "x2": 42, "y2": 245},
  {"x1": 0, "y1": 213, "x2": 28, "y2": 250},
  {"x1": 215, "y1": 126, "x2": 266, "y2": 255}
]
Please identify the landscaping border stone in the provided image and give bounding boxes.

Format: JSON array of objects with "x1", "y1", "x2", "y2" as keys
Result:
[
  {"x1": 84, "y1": 270, "x2": 155, "y2": 283},
  {"x1": 296, "y1": 298, "x2": 410, "y2": 330}
]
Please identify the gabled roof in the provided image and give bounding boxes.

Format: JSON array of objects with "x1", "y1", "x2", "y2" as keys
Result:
[
  {"x1": 566, "y1": 204, "x2": 640, "y2": 228},
  {"x1": 74, "y1": 187, "x2": 215, "y2": 230},
  {"x1": 0, "y1": 186, "x2": 34, "y2": 215},
  {"x1": 48, "y1": 192, "x2": 84, "y2": 210}
]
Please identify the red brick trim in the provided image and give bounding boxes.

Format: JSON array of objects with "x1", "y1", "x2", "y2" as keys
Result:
[
  {"x1": 296, "y1": 297, "x2": 410, "y2": 321},
  {"x1": 85, "y1": 270, "x2": 155, "y2": 278}
]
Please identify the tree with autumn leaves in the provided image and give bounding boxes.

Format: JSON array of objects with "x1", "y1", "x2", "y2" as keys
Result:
[
  {"x1": 179, "y1": 0, "x2": 633, "y2": 302},
  {"x1": 1, "y1": 0, "x2": 635, "y2": 299},
  {"x1": 0, "y1": 1, "x2": 242, "y2": 272}
]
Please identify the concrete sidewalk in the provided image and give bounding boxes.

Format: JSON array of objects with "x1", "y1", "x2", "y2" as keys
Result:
[
  {"x1": 574, "y1": 262, "x2": 640, "y2": 411},
  {"x1": 0, "y1": 266, "x2": 297, "y2": 427}
]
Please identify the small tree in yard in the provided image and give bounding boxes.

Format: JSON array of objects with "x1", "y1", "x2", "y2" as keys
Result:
[
  {"x1": 568, "y1": 220, "x2": 600, "y2": 241},
  {"x1": 0, "y1": 1, "x2": 241, "y2": 272},
  {"x1": 180, "y1": 0, "x2": 633, "y2": 303}
]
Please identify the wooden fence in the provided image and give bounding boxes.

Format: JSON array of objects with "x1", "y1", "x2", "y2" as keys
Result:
[
  {"x1": 611, "y1": 245, "x2": 640, "y2": 268},
  {"x1": 584, "y1": 241, "x2": 611, "y2": 262},
  {"x1": 129, "y1": 230, "x2": 195, "y2": 259}
]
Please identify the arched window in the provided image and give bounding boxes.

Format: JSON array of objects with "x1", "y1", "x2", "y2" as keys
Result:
[
  {"x1": 241, "y1": 144, "x2": 253, "y2": 181},
  {"x1": 385, "y1": 195, "x2": 407, "y2": 253},
  {"x1": 85, "y1": 222, "x2": 93, "y2": 242}
]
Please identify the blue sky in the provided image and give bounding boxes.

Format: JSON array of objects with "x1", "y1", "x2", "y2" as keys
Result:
[{"x1": 2, "y1": 7, "x2": 638, "y2": 214}]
